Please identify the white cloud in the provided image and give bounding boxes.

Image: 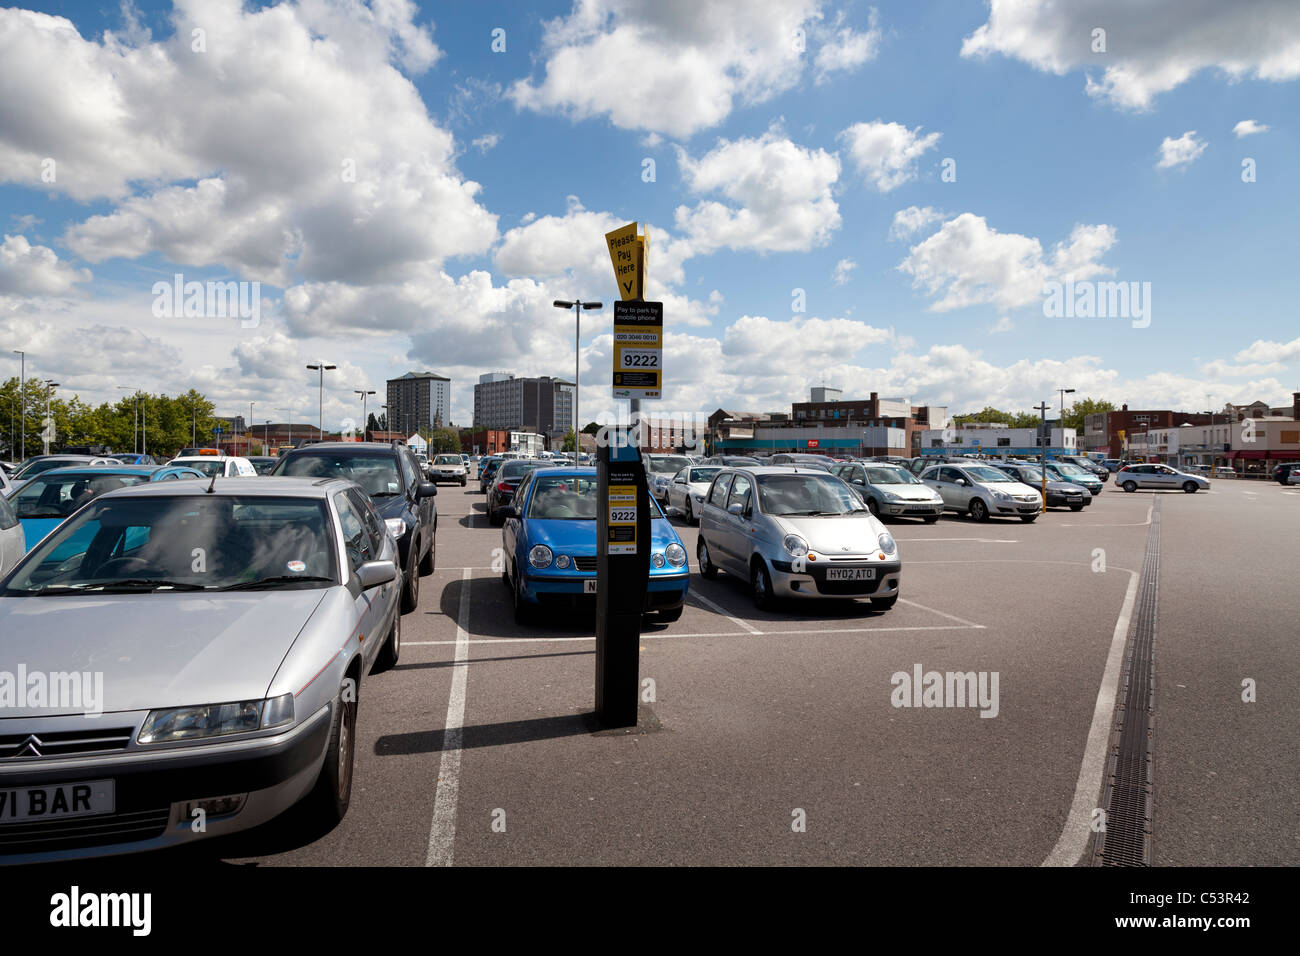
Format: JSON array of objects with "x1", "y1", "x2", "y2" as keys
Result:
[
  {"x1": 839, "y1": 120, "x2": 942, "y2": 192},
  {"x1": 1234, "y1": 335, "x2": 1300, "y2": 364},
  {"x1": 674, "y1": 128, "x2": 841, "y2": 254},
  {"x1": 814, "y1": 11, "x2": 882, "y2": 83},
  {"x1": 1233, "y1": 119, "x2": 1270, "y2": 137},
  {"x1": 889, "y1": 205, "x2": 945, "y2": 241},
  {"x1": 0, "y1": 234, "x2": 90, "y2": 295},
  {"x1": 2, "y1": 2, "x2": 495, "y2": 286},
  {"x1": 1156, "y1": 131, "x2": 1207, "y2": 169},
  {"x1": 832, "y1": 258, "x2": 856, "y2": 285},
  {"x1": 897, "y1": 213, "x2": 1116, "y2": 313},
  {"x1": 508, "y1": 0, "x2": 827, "y2": 138},
  {"x1": 471, "y1": 133, "x2": 501, "y2": 152},
  {"x1": 962, "y1": 0, "x2": 1300, "y2": 111}
]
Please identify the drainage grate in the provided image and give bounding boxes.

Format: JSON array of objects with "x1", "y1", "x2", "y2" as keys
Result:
[{"x1": 1095, "y1": 498, "x2": 1160, "y2": 866}]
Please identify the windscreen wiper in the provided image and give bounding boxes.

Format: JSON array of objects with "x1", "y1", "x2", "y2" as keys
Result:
[
  {"x1": 85, "y1": 579, "x2": 208, "y2": 592},
  {"x1": 220, "y1": 575, "x2": 334, "y2": 590}
]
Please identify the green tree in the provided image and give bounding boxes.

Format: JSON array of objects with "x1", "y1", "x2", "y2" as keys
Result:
[
  {"x1": 581, "y1": 421, "x2": 601, "y2": 435},
  {"x1": 1063, "y1": 397, "x2": 1114, "y2": 434},
  {"x1": 561, "y1": 428, "x2": 577, "y2": 452}
]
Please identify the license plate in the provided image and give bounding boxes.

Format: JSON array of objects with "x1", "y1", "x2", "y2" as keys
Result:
[
  {"x1": 583, "y1": 579, "x2": 598, "y2": 593},
  {"x1": 0, "y1": 779, "x2": 114, "y2": 824},
  {"x1": 826, "y1": 567, "x2": 875, "y2": 581}
]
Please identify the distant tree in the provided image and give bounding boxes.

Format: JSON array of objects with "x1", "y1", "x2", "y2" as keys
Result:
[
  {"x1": 1063, "y1": 397, "x2": 1115, "y2": 434},
  {"x1": 366, "y1": 412, "x2": 380, "y2": 435},
  {"x1": 561, "y1": 428, "x2": 577, "y2": 452},
  {"x1": 582, "y1": 421, "x2": 601, "y2": 435}
]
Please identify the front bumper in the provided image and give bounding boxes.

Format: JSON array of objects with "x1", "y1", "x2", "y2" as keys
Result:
[
  {"x1": 522, "y1": 570, "x2": 688, "y2": 611},
  {"x1": 769, "y1": 559, "x2": 902, "y2": 599},
  {"x1": 879, "y1": 499, "x2": 943, "y2": 517},
  {"x1": 0, "y1": 704, "x2": 332, "y2": 863},
  {"x1": 990, "y1": 497, "x2": 1043, "y2": 514}
]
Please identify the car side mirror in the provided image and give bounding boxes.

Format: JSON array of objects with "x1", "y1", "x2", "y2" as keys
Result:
[
  {"x1": 726, "y1": 502, "x2": 744, "y2": 516},
  {"x1": 417, "y1": 482, "x2": 437, "y2": 498},
  {"x1": 356, "y1": 560, "x2": 397, "y2": 590},
  {"x1": 504, "y1": 505, "x2": 520, "y2": 520},
  {"x1": 955, "y1": 478, "x2": 967, "y2": 486}
]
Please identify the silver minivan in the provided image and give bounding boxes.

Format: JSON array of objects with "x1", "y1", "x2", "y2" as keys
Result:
[{"x1": 696, "y1": 466, "x2": 901, "y2": 611}]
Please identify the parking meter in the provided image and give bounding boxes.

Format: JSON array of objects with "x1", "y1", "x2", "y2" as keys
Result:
[{"x1": 595, "y1": 429, "x2": 651, "y2": 727}]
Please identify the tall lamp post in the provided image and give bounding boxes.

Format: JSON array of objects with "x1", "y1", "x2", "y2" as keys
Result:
[
  {"x1": 1056, "y1": 388, "x2": 1075, "y2": 456},
  {"x1": 1034, "y1": 399, "x2": 1051, "y2": 512},
  {"x1": 117, "y1": 386, "x2": 139, "y2": 454},
  {"x1": 353, "y1": 389, "x2": 375, "y2": 440},
  {"x1": 42, "y1": 380, "x2": 59, "y2": 456},
  {"x1": 280, "y1": 408, "x2": 294, "y2": 448},
  {"x1": 553, "y1": 300, "x2": 602, "y2": 451},
  {"x1": 306, "y1": 362, "x2": 336, "y2": 443},
  {"x1": 12, "y1": 350, "x2": 24, "y2": 461}
]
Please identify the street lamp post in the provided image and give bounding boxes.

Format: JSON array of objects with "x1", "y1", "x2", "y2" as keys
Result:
[
  {"x1": 12, "y1": 350, "x2": 24, "y2": 461},
  {"x1": 117, "y1": 386, "x2": 139, "y2": 454},
  {"x1": 249, "y1": 401, "x2": 256, "y2": 455},
  {"x1": 1057, "y1": 388, "x2": 1075, "y2": 456},
  {"x1": 353, "y1": 389, "x2": 375, "y2": 440},
  {"x1": 42, "y1": 380, "x2": 59, "y2": 456},
  {"x1": 280, "y1": 409, "x2": 293, "y2": 448},
  {"x1": 553, "y1": 300, "x2": 603, "y2": 450},
  {"x1": 306, "y1": 362, "x2": 336, "y2": 442},
  {"x1": 1034, "y1": 400, "x2": 1051, "y2": 511}
]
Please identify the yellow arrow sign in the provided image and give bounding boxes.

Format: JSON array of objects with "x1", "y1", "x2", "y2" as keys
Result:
[{"x1": 605, "y1": 222, "x2": 642, "y2": 300}]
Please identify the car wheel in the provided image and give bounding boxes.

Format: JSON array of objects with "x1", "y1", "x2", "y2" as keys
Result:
[
  {"x1": 750, "y1": 559, "x2": 775, "y2": 611},
  {"x1": 419, "y1": 535, "x2": 435, "y2": 575},
  {"x1": 1182, "y1": 481, "x2": 1198, "y2": 494},
  {"x1": 697, "y1": 537, "x2": 718, "y2": 579},
  {"x1": 1122, "y1": 481, "x2": 1137, "y2": 493},
  {"x1": 460, "y1": 478, "x2": 467, "y2": 486},
  {"x1": 489, "y1": 507, "x2": 504, "y2": 527},
  {"x1": 871, "y1": 593, "x2": 899, "y2": 611},
  {"x1": 922, "y1": 515, "x2": 939, "y2": 524},
  {"x1": 658, "y1": 606, "x2": 684, "y2": 623},
  {"x1": 685, "y1": 498, "x2": 696, "y2": 525},
  {"x1": 374, "y1": 609, "x2": 401, "y2": 671},
  {"x1": 1070, "y1": 504, "x2": 1084, "y2": 512},
  {"x1": 1020, "y1": 514, "x2": 1038, "y2": 523},
  {"x1": 512, "y1": 567, "x2": 535, "y2": 624},
  {"x1": 400, "y1": 558, "x2": 420, "y2": 613},
  {"x1": 303, "y1": 682, "x2": 356, "y2": 827},
  {"x1": 969, "y1": 498, "x2": 989, "y2": 522},
  {"x1": 866, "y1": 498, "x2": 879, "y2": 517}
]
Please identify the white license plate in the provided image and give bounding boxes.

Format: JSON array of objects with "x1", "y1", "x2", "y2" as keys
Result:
[
  {"x1": 0, "y1": 779, "x2": 114, "y2": 824},
  {"x1": 826, "y1": 567, "x2": 875, "y2": 581},
  {"x1": 583, "y1": 579, "x2": 598, "y2": 593}
]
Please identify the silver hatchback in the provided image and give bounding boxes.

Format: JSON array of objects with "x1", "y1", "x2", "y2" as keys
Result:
[
  {"x1": 1115, "y1": 464, "x2": 1210, "y2": 493},
  {"x1": 696, "y1": 467, "x2": 902, "y2": 611}
]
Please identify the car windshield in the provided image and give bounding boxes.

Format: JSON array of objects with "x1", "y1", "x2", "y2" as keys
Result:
[
  {"x1": 1055, "y1": 462, "x2": 1088, "y2": 475},
  {"x1": 648, "y1": 456, "x2": 691, "y2": 474},
  {"x1": 756, "y1": 474, "x2": 865, "y2": 516},
  {"x1": 527, "y1": 475, "x2": 599, "y2": 518},
  {"x1": 965, "y1": 466, "x2": 1014, "y2": 483},
  {"x1": 688, "y1": 467, "x2": 721, "y2": 483},
  {"x1": 3, "y1": 495, "x2": 336, "y2": 594},
  {"x1": 278, "y1": 453, "x2": 403, "y2": 497},
  {"x1": 499, "y1": 461, "x2": 544, "y2": 479},
  {"x1": 1011, "y1": 467, "x2": 1044, "y2": 482},
  {"x1": 175, "y1": 459, "x2": 224, "y2": 476},
  {"x1": 862, "y1": 465, "x2": 920, "y2": 485},
  {"x1": 10, "y1": 473, "x2": 150, "y2": 519},
  {"x1": 434, "y1": 455, "x2": 461, "y2": 465},
  {"x1": 11, "y1": 458, "x2": 85, "y2": 480}
]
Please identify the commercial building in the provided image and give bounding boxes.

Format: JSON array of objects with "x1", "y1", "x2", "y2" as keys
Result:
[
  {"x1": 472, "y1": 373, "x2": 574, "y2": 444},
  {"x1": 1134, "y1": 416, "x2": 1300, "y2": 475},
  {"x1": 918, "y1": 424, "x2": 1078, "y2": 457},
  {"x1": 386, "y1": 372, "x2": 451, "y2": 436},
  {"x1": 1083, "y1": 405, "x2": 1211, "y2": 457}
]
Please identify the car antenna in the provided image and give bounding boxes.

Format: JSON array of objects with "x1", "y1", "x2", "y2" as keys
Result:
[{"x1": 205, "y1": 470, "x2": 218, "y2": 494}]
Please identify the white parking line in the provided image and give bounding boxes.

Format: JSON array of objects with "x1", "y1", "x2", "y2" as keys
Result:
[
  {"x1": 405, "y1": 623, "x2": 982, "y2": 647},
  {"x1": 1042, "y1": 567, "x2": 1140, "y2": 867},
  {"x1": 897, "y1": 598, "x2": 986, "y2": 629},
  {"x1": 1062, "y1": 502, "x2": 1152, "y2": 528},
  {"x1": 688, "y1": 590, "x2": 762, "y2": 634},
  {"x1": 425, "y1": 568, "x2": 472, "y2": 867}
]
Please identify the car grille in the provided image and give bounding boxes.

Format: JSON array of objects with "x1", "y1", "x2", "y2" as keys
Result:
[
  {"x1": 0, "y1": 727, "x2": 134, "y2": 760},
  {"x1": 572, "y1": 556, "x2": 597, "y2": 572},
  {"x1": 807, "y1": 566, "x2": 887, "y2": 595},
  {"x1": 0, "y1": 808, "x2": 170, "y2": 856}
]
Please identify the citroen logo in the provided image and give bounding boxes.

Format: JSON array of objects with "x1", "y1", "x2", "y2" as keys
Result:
[
  {"x1": 14, "y1": 735, "x2": 42, "y2": 758},
  {"x1": 841, "y1": 546, "x2": 851, "y2": 551}
]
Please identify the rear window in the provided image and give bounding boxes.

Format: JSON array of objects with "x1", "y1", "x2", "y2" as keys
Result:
[{"x1": 277, "y1": 453, "x2": 403, "y2": 497}]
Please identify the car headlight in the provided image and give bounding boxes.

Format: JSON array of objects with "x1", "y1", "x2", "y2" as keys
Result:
[
  {"x1": 555, "y1": 554, "x2": 571, "y2": 569},
  {"x1": 529, "y1": 544, "x2": 553, "y2": 569},
  {"x1": 651, "y1": 553, "x2": 666, "y2": 568},
  {"x1": 138, "y1": 693, "x2": 294, "y2": 744},
  {"x1": 783, "y1": 534, "x2": 809, "y2": 556},
  {"x1": 385, "y1": 517, "x2": 406, "y2": 538},
  {"x1": 665, "y1": 543, "x2": 687, "y2": 567},
  {"x1": 881, "y1": 491, "x2": 900, "y2": 502},
  {"x1": 991, "y1": 490, "x2": 1011, "y2": 501},
  {"x1": 878, "y1": 532, "x2": 897, "y2": 555}
]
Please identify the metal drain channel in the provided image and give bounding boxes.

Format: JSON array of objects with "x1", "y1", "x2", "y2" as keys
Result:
[{"x1": 1094, "y1": 497, "x2": 1161, "y2": 866}]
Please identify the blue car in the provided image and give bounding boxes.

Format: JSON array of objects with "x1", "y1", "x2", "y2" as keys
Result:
[
  {"x1": 6, "y1": 465, "x2": 205, "y2": 552},
  {"x1": 501, "y1": 467, "x2": 689, "y2": 624}
]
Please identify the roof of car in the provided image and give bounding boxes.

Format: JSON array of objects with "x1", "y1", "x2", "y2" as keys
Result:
[
  {"x1": 279, "y1": 442, "x2": 406, "y2": 454},
  {"x1": 21, "y1": 464, "x2": 164, "y2": 477},
  {"x1": 90, "y1": 475, "x2": 350, "y2": 499}
]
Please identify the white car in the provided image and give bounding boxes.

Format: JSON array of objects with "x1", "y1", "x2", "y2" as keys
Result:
[
  {"x1": 0, "y1": 494, "x2": 24, "y2": 575},
  {"x1": 428, "y1": 453, "x2": 468, "y2": 486},
  {"x1": 1115, "y1": 464, "x2": 1209, "y2": 493},
  {"x1": 920, "y1": 462, "x2": 1043, "y2": 522},
  {"x1": 665, "y1": 464, "x2": 723, "y2": 524},
  {"x1": 169, "y1": 455, "x2": 257, "y2": 477}
]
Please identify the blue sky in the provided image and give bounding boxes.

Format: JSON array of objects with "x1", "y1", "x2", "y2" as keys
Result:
[{"x1": 1, "y1": 0, "x2": 1298, "y2": 430}]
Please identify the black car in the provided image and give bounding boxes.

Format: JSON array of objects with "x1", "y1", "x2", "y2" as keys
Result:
[
  {"x1": 479, "y1": 457, "x2": 503, "y2": 494},
  {"x1": 1272, "y1": 462, "x2": 1300, "y2": 485},
  {"x1": 487, "y1": 459, "x2": 546, "y2": 526},
  {"x1": 993, "y1": 461, "x2": 1090, "y2": 511},
  {"x1": 247, "y1": 456, "x2": 279, "y2": 475},
  {"x1": 272, "y1": 441, "x2": 437, "y2": 612}
]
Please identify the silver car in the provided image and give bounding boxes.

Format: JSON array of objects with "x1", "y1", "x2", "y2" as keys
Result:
[
  {"x1": 0, "y1": 477, "x2": 401, "y2": 863},
  {"x1": 920, "y1": 462, "x2": 1043, "y2": 522},
  {"x1": 0, "y1": 494, "x2": 24, "y2": 575},
  {"x1": 665, "y1": 464, "x2": 723, "y2": 524},
  {"x1": 696, "y1": 467, "x2": 901, "y2": 611},
  {"x1": 830, "y1": 461, "x2": 944, "y2": 521},
  {"x1": 1115, "y1": 463, "x2": 1210, "y2": 493},
  {"x1": 428, "y1": 453, "x2": 468, "y2": 486}
]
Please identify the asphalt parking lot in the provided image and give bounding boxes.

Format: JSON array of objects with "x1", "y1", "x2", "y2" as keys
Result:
[{"x1": 180, "y1": 474, "x2": 1300, "y2": 866}]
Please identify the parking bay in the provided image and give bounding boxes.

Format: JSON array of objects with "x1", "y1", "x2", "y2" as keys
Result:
[{"x1": 183, "y1": 479, "x2": 1294, "y2": 866}]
